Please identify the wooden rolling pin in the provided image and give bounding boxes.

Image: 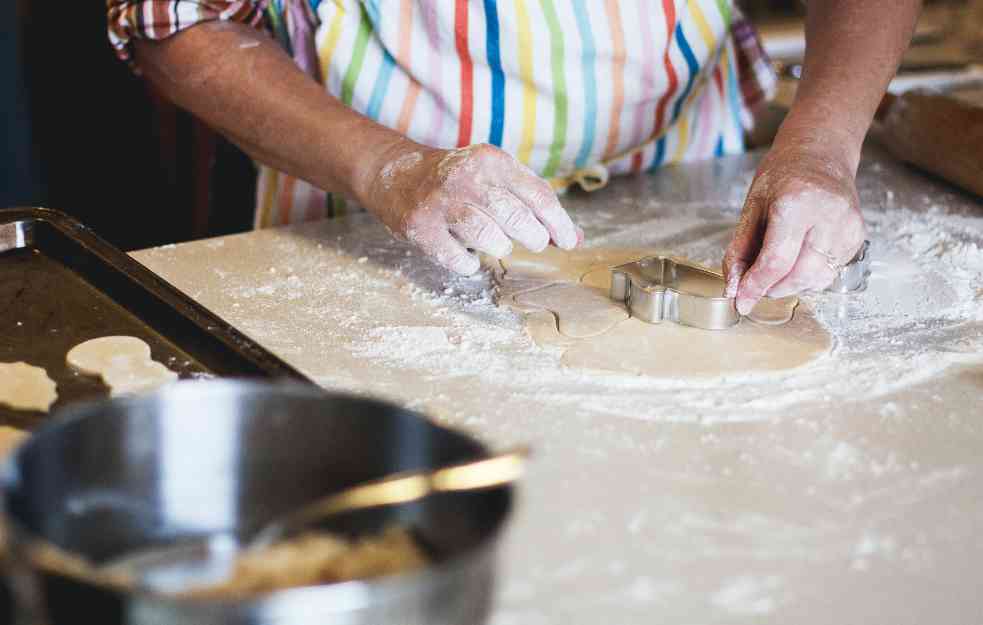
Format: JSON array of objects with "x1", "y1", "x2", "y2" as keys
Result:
[{"x1": 874, "y1": 89, "x2": 983, "y2": 198}]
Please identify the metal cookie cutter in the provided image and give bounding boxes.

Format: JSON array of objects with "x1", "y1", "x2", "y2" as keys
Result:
[
  {"x1": 609, "y1": 241, "x2": 873, "y2": 330},
  {"x1": 826, "y1": 240, "x2": 871, "y2": 293},
  {"x1": 610, "y1": 257, "x2": 739, "y2": 330}
]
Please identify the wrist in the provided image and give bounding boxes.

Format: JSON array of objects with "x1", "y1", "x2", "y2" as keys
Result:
[
  {"x1": 305, "y1": 111, "x2": 425, "y2": 210},
  {"x1": 774, "y1": 102, "x2": 868, "y2": 175},
  {"x1": 348, "y1": 133, "x2": 428, "y2": 210},
  {"x1": 771, "y1": 119, "x2": 863, "y2": 178}
]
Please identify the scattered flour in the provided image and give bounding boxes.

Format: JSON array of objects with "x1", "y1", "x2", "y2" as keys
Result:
[
  {"x1": 133, "y1": 151, "x2": 983, "y2": 623},
  {"x1": 825, "y1": 441, "x2": 862, "y2": 480},
  {"x1": 711, "y1": 575, "x2": 782, "y2": 615},
  {"x1": 851, "y1": 531, "x2": 898, "y2": 571},
  {"x1": 199, "y1": 168, "x2": 983, "y2": 428},
  {"x1": 354, "y1": 326, "x2": 452, "y2": 358}
]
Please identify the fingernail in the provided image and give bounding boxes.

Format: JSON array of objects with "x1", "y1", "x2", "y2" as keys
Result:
[
  {"x1": 723, "y1": 263, "x2": 745, "y2": 299},
  {"x1": 525, "y1": 227, "x2": 550, "y2": 253},
  {"x1": 556, "y1": 230, "x2": 578, "y2": 250},
  {"x1": 507, "y1": 211, "x2": 551, "y2": 252},
  {"x1": 566, "y1": 230, "x2": 580, "y2": 249},
  {"x1": 491, "y1": 240, "x2": 513, "y2": 258},
  {"x1": 448, "y1": 254, "x2": 481, "y2": 276}
]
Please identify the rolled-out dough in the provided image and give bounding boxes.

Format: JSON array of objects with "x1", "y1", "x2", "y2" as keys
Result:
[
  {"x1": 498, "y1": 246, "x2": 655, "y2": 284},
  {"x1": 494, "y1": 248, "x2": 832, "y2": 377},
  {"x1": 494, "y1": 247, "x2": 656, "y2": 319},
  {"x1": 0, "y1": 362, "x2": 58, "y2": 412},
  {"x1": 520, "y1": 248, "x2": 799, "y2": 325},
  {"x1": 551, "y1": 313, "x2": 830, "y2": 378},
  {"x1": 67, "y1": 337, "x2": 177, "y2": 396}
]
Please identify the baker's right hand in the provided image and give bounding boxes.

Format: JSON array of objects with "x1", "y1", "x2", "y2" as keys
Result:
[{"x1": 364, "y1": 142, "x2": 580, "y2": 276}]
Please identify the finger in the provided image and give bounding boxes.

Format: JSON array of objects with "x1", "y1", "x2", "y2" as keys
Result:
[
  {"x1": 735, "y1": 205, "x2": 811, "y2": 315},
  {"x1": 407, "y1": 224, "x2": 481, "y2": 276},
  {"x1": 816, "y1": 221, "x2": 868, "y2": 265},
  {"x1": 509, "y1": 173, "x2": 577, "y2": 250},
  {"x1": 447, "y1": 206, "x2": 513, "y2": 257},
  {"x1": 767, "y1": 225, "x2": 864, "y2": 297},
  {"x1": 766, "y1": 242, "x2": 838, "y2": 298},
  {"x1": 458, "y1": 146, "x2": 575, "y2": 250},
  {"x1": 494, "y1": 163, "x2": 578, "y2": 249},
  {"x1": 723, "y1": 257, "x2": 749, "y2": 300},
  {"x1": 723, "y1": 194, "x2": 767, "y2": 297},
  {"x1": 479, "y1": 190, "x2": 551, "y2": 252},
  {"x1": 723, "y1": 226, "x2": 757, "y2": 298}
]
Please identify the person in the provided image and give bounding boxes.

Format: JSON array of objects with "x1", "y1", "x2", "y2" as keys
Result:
[{"x1": 107, "y1": 0, "x2": 920, "y2": 314}]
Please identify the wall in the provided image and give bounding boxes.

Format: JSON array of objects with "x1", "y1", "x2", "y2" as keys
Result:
[
  {"x1": 2, "y1": 0, "x2": 38, "y2": 206},
  {"x1": 11, "y1": 2, "x2": 254, "y2": 250}
]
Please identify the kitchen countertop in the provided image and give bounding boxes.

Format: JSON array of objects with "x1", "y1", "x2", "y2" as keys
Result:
[{"x1": 133, "y1": 147, "x2": 983, "y2": 624}]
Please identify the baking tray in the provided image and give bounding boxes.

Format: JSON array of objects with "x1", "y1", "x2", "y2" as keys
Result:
[{"x1": 0, "y1": 207, "x2": 312, "y2": 430}]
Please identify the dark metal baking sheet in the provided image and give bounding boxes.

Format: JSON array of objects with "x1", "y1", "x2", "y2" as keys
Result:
[{"x1": 0, "y1": 207, "x2": 312, "y2": 429}]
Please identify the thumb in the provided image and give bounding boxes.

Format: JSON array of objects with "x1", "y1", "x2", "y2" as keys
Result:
[
  {"x1": 722, "y1": 251, "x2": 748, "y2": 299},
  {"x1": 723, "y1": 222, "x2": 760, "y2": 298}
]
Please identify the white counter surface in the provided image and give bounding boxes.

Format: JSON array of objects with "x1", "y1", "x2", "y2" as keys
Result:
[{"x1": 133, "y1": 148, "x2": 983, "y2": 624}]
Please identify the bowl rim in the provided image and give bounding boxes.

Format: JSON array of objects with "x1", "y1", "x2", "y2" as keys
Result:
[{"x1": 0, "y1": 379, "x2": 515, "y2": 608}]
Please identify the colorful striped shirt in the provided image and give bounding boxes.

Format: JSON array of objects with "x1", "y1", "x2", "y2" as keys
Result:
[{"x1": 107, "y1": 0, "x2": 776, "y2": 228}]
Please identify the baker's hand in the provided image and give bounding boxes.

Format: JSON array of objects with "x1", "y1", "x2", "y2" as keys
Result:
[
  {"x1": 722, "y1": 140, "x2": 866, "y2": 315},
  {"x1": 364, "y1": 142, "x2": 580, "y2": 276}
]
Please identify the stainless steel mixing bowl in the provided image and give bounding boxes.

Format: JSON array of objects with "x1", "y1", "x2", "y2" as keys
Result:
[{"x1": 0, "y1": 380, "x2": 513, "y2": 625}]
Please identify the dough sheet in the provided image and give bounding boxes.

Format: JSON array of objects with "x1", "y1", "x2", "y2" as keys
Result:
[{"x1": 494, "y1": 248, "x2": 832, "y2": 377}]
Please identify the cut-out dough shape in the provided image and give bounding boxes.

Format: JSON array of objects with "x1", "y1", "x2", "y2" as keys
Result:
[
  {"x1": 523, "y1": 310, "x2": 578, "y2": 349},
  {"x1": 495, "y1": 277, "x2": 563, "y2": 314},
  {"x1": 745, "y1": 297, "x2": 799, "y2": 326},
  {"x1": 67, "y1": 337, "x2": 177, "y2": 397},
  {"x1": 0, "y1": 363, "x2": 58, "y2": 412},
  {"x1": 492, "y1": 248, "x2": 832, "y2": 378},
  {"x1": 102, "y1": 359, "x2": 179, "y2": 396},
  {"x1": 67, "y1": 336, "x2": 152, "y2": 375},
  {"x1": 495, "y1": 247, "x2": 659, "y2": 317},
  {"x1": 515, "y1": 284, "x2": 628, "y2": 339}
]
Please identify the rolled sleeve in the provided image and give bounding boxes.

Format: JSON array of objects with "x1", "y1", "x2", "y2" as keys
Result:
[{"x1": 107, "y1": 0, "x2": 270, "y2": 65}]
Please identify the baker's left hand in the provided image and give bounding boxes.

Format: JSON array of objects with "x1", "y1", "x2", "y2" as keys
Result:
[{"x1": 722, "y1": 133, "x2": 866, "y2": 315}]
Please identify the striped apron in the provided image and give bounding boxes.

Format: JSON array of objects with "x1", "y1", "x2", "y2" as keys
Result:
[{"x1": 255, "y1": 0, "x2": 773, "y2": 228}]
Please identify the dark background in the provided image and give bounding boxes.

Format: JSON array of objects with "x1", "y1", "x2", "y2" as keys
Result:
[{"x1": 3, "y1": 0, "x2": 254, "y2": 250}]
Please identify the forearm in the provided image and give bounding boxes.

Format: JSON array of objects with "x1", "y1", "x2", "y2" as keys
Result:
[
  {"x1": 133, "y1": 21, "x2": 410, "y2": 205},
  {"x1": 778, "y1": 0, "x2": 922, "y2": 172}
]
